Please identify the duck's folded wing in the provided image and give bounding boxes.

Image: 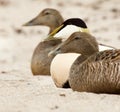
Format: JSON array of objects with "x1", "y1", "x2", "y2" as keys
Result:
[{"x1": 90, "y1": 49, "x2": 120, "y2": 62}]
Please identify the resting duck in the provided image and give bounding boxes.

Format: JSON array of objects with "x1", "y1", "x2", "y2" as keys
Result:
[
  {"x1": 24, "y1": 8, "x2": 64, "y2": 75},
  {"x1": 49, "y1": 32, "x2": 120, "y2": 94}
]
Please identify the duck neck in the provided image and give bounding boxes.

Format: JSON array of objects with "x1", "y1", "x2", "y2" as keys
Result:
[
  {"x1": 49, "y1": 23, "x2": 62, "y2": 34},
  {"x1": 76, "y1": 53, "x2": 97, "y2": 66},
  {"x1": 74, "y1": 55, "x2": 88, "y2": 66},
  {"x1": 49, "y1": 17, "x2": 64, "y2": 34}
]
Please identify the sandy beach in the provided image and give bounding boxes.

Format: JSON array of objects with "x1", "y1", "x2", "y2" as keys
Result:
[{"x1": 0, "y1": 0, "x2": 120, "y2": 111}]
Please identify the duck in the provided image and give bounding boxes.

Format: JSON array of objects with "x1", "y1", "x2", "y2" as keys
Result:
[
  {"x1": 23, "y1": 8, "x2": 64, "y2": 75},
  {"x1": 49, "y1": 32, "x2": 120, "y2": 94}
]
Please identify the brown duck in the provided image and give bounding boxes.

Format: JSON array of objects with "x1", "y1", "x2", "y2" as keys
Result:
[
  {"x1": 49, "y1": 32, "x2": 120, "y2": 94},
  {"x1": 24, "y1": 8, "x2": 64, "y2": 75}
]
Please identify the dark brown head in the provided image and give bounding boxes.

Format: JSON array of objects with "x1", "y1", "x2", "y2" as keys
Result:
[
  {"x1": 49, "y1": 32, "x2": 99, "y2": 57},
  {"x1": 23, "y1": 8, "x2": 64, "y2": 33}
]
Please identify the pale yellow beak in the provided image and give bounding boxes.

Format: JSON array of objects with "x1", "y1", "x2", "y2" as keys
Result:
[{"x1": 45, "y1": 25, "x2": 64, "y2": 40}]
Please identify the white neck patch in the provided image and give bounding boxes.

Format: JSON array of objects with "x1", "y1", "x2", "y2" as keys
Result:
[
  {"x1": 54, "y1": 25, "x2": 82, "y2": 41},
  {"x1": 99, "y1": 44, "x2": 114, "y2": 51}
]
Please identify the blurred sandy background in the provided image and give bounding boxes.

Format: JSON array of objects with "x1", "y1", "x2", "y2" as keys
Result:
[{"x1": 0, "y1": 0, "x2": 120, "y2": 112}]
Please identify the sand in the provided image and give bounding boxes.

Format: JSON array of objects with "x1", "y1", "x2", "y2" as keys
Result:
[{"x1": 0, "y1": 0, "x2": 120, "y2": 111}]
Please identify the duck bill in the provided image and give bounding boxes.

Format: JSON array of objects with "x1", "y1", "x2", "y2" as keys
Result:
[
  {"x1": 48, "y1": 50, "x2": 61, "y2": 57},
  {"x1": 23, "y1": 17, "x2": 39, "y2": 26},
  {"x1": 46, "y1": 25, "x2": 64, "y2": 40},
  {"x1": 48, "y1": 46, "x2": 62, "y2": 57},
  {"x1": 23, "y1": 12, "x2": 45, "y2": 26}
]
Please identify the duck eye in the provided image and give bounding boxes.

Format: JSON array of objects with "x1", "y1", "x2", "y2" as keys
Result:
[
  {"x1": 44, "y1": 12, "x2": 50, "y2": 15},
  {"x1": 74, "y1": 37, "x2": 80, "y2": 40}
]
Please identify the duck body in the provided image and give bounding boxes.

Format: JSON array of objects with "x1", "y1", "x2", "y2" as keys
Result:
[
  {"x1": 31, "y1": 39, "x2": 62, "y2": 75},
  {"x1": 70, "y1": 50, "x2": 120, "y2": 93},
  {"x1": 50, "y1": 32, "x2": 120, "y2": 93},
  {"x1": 50, "y1": 53, "x2": 80, "y2": 87}
]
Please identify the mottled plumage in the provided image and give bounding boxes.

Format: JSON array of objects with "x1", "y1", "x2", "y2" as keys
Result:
[{"x1": 70, "y1": 49, "x2": 120, "y2": 93}]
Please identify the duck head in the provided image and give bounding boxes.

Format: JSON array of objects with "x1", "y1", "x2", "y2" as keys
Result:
[
  {"x1": 47, "y1": 18, "x2": 90, "y2": 40},
  {"x1": 23, "y1": 8, "x2": 64, "y2": 33},
  {"x1": 49, "y1": 32, "x2": 99, "y2": 57}
]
